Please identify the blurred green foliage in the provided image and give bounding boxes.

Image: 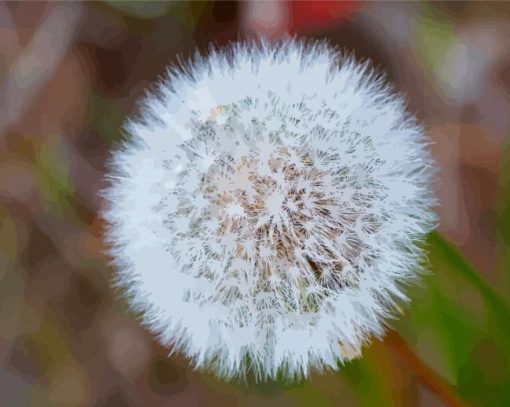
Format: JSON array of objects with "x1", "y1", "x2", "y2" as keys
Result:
[
  {"x1": 415, "y1": 3, "x2": 456, "y2": 76},
  {"x1": 394, "y1": 232, "x2": 510, "y2": 406}
]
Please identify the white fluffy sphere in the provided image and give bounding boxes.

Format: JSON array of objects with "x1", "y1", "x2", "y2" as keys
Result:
[{"x1": 102, "y1": 40, "x2": 436, "y2": 381}]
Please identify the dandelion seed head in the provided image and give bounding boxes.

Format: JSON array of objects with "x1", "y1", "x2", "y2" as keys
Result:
[{"x1": 103, "y1": 40, "x2": 436, "y2": 381}]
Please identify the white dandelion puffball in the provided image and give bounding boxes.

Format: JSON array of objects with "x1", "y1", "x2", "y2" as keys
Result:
[{"x1": 103, "y1": 40, "x2": 436, "y2": 381}]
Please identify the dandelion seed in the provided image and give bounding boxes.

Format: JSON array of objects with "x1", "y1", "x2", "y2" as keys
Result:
[{"x1": 102, "y1": 40, "x2": 436, "y2": 381}]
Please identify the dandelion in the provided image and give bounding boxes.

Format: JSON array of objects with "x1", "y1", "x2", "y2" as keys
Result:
[{"x1": 102, "y1": 40, "x2": 436, "y2": 381}]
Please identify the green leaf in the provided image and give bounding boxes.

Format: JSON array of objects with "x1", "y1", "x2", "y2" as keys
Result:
[
  {"x1": 394, "y1": 232, "x2": 510, "y2": 406},
  {"x1": 429, "y1": 232, "x2": 510, "y2": 333}
]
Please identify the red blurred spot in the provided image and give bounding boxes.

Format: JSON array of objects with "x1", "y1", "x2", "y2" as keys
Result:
[{"x1": 288, "y1": 1, "x2": 360, "y2": 33}]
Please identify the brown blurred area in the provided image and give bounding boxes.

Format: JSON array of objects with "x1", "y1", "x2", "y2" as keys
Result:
[{"x1": 0, "y1": 1, "x2": 509, "y2": 406}]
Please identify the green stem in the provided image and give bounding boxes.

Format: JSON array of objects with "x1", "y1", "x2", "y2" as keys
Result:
[{"x1": 385, "y1": 330, "x2": 468, "y2": 407}]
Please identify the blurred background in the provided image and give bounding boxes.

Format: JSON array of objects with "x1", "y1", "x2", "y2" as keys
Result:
[{"x1": 1, "y1": 1, "x2": 509, "y2": 406}]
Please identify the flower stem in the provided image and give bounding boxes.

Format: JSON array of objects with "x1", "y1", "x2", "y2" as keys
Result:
[{"x1": 384, "y1": 330, "x2": 468, "y2": 407}]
